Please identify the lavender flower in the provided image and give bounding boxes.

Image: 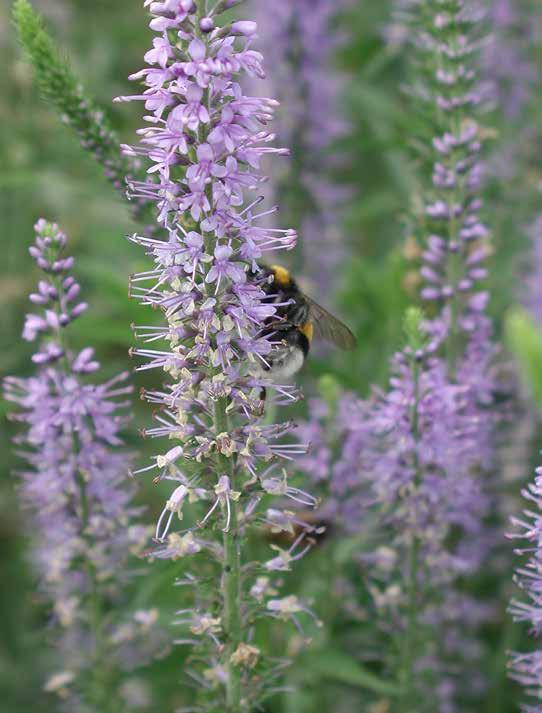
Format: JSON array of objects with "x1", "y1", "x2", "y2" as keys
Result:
[
  {"x1": 296, "y1": 393, "x2": 369, "y2": 531},
  {"x1": 247, "y1": 0, "x2": 352, "y2": 291},
  {"x1": 298, "y1": 307, "x2": 494, "y2": 710},
  {"x1": 386, "y1": 3, "x2": 492, "y2": 375},
  {"x1": 4, "y1": 220, "x2": 156, "y2": 711},
  {"x1": 402, "y1": 0, "x2": 499, "y2": 519},
  {"x1": 417, "y1": 91, "x2": 489, "y2": 364},
  {"x1": 398, "y1": 2, "x2": 500, "y2": 707},
  {"x1": 116, "y1": 2, "x2": 317, "y2": 710}
]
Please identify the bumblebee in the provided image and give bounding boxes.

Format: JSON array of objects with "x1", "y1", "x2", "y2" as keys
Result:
[{"x1": 254, "y1": 264, "x2": 357, "y2": 381}]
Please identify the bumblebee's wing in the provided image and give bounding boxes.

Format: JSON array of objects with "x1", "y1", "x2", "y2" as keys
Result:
[{"x1": 306, "y1": 297, "x2": 357, "y2": 351}]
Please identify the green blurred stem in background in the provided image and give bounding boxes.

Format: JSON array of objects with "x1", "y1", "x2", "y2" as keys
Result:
[{"x1": 12, "y1": 0, "x2": 149, "y2": 223}]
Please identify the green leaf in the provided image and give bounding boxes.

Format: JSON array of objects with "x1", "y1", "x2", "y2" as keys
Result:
[
  {"x1": 504, "y1": 306, "x2": 542, "y2": 408},
  {"x1": 403, "y1": 306, "x2": 426, "y2": 351},
  {"x1": 304, "y1": 649, "x2": 401, "y2": 697}
]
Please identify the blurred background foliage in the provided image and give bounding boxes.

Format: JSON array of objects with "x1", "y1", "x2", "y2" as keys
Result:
[{"x1": 3, "y1": 0, "x2": 542, "y2": 711}]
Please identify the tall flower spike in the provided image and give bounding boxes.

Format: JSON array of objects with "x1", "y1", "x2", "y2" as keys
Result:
[
  {"x1": 246, "y1": 0, "x2": 352, "y2": 292},
  {"x1": 117, "y1": 3, "x2": 316, "y2": 711},
  {"x1": 402, "y1": 2, "x2": 500, "y2": 707},
  {"x1": 361, "y1": 313, "x2": 491, "y2": 711},
  {"x1": 401, "y1": 1, "x2": 491, "y2": 373},
  {"x1": 4, "y1": 220, "x2": 158, "y2": 711},
  {"x1": 298, "y1": 308, "x2": 492, "y2": 711}
]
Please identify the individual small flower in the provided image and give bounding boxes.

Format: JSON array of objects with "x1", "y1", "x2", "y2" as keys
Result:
[
  {"x1": 153, "y1": 531, "x2": 204, "y2": 560},
  {"x1": 44, "y1": 670, "x2": 76, "y2": 697},
  {"x1": 250, "y1": 576, "x2": 278, "y2": 603},
  {"x1": 266, "y1": 595, "x2": 321, "y2": 635},
  {"x1": 230, "y1": 643, "x2": 260, "y2": 669},
  {"x1": 199, "y1": 475, "x2": 241, "y2": 532}
]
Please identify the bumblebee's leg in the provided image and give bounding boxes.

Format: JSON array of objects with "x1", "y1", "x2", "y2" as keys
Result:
[{"x1": 259, "y1": 386, "x2": 267, "y2": 402}]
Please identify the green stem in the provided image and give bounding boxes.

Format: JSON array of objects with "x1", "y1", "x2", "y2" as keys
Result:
[
  {"x1": 49, "y1": 264, "x2": 114, "y2": 712},
  {"x1": 399, "y1": 536, "x2": 420, "y2": 713},
  {"x1": 193, "y1": 4, "x2": 242, "y2": 706},
  {"x1": 399, "y1": 359, "x2": 421, "y2": 712},
  {"x1": 213, "y1": 397, "x2": 242, "y2": 713}
]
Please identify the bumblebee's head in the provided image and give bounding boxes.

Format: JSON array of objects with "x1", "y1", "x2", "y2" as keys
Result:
[{"x1": 269, "y1": 264, "x2": 292, "y2": 288}]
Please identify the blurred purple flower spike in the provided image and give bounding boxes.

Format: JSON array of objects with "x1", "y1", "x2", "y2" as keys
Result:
[
  {"x1": 248, "y1": 0, "x2": 353, "y2": 292},
  {"x1": 4, "y1": 220, "x2": 158, "y2": 708}
]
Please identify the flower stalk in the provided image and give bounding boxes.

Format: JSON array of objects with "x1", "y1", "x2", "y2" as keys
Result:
[
  {"x1": 118, "y1": 1, "x2": 317, "y2": 708},
  {"x1": 4, "y1": 219, "x2": 158, "y2": 709},
  {"x1": 214, "y1": 397, "x2": 242, "y2": 712}
]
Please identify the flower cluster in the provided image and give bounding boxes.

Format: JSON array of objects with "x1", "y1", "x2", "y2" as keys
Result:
[
  {"x1": 297, "y1": 309, "x2": 492, "y2": 710},
  {"x1": 360, "y1": 339, "x2": 492, "y2": 708},
  {"x1": 509, "y1": 461, "x2": 542, "y2": 709},
  {"x1": 408, "y1": 1, "x2": 490, "y2": 360},
  {"x1": 296, "y1": 394, "x2": 369, "y2": 532},
  {"x1": 4, "y1": 220, "x2": 156, "y2": 711},
  {"x1": 410, "y1": 0, "x2": 502, "y2": 710},
  {"x1": 403, "y1": 3, "x2": 500, "y2": 707},
  {"x1": 247, "y1": 0, "x2": 352, "y2": 291},
  {"x1": 116, "y1": 2, "x2": 317, "y2": 710}
]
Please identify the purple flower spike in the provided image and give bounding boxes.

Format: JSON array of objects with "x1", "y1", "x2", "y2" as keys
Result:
[
  {"x1": 297, "y1": 310, "x2": 495, "y2": 710},
  {"x1": 4, "y1": 220, "x2": 160, "y2": 709},
  {"x1": 117, "y1": 2, "x2": 317, "y2": 709}
]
